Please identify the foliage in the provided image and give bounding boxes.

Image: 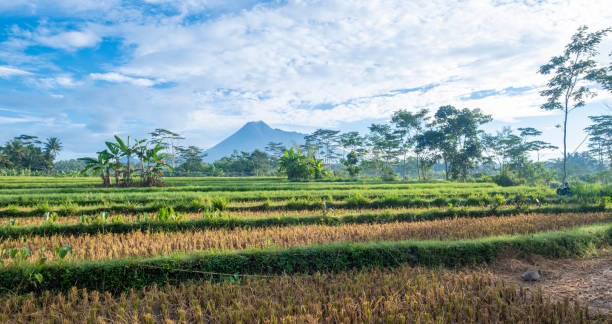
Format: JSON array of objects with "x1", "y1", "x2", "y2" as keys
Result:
[
  {"x1": 538, "y1": 25, "x2": 611, "y2": 182},
  {"x1": 277, "y1": 148, "x2": 322, "y2": 180}
]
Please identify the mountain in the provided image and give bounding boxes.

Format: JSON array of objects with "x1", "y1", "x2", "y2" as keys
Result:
[{"x1": 203, "y1": 121, "x2": 306, "y2": 162}]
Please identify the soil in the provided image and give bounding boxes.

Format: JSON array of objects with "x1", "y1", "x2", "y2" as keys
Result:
[{"x1": 481, "y1": 251, "x2": 612, "y2": 316}]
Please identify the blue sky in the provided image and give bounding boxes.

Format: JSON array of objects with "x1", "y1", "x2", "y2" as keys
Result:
[{"x1": 0, "y1": 0, "x2": 611, "y2": 160}]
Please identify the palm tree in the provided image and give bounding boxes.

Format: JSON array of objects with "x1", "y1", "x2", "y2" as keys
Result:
[
  {"x1": 78, "y1": 151, "x2": 112, "y2": 186},
  {"x1": 44, "y1": 137, "x2": 63, "y2": 159},
  {"x1": 3, "y1": 139, "x2": 25, "y2": 168}
]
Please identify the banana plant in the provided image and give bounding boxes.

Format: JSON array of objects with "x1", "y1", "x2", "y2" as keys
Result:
[
  {"x1": 143, "y1": 142, "x2": 173, "y2": 186},
  {"x1": 105, "y1": 141, "x2": 122, "y2": 186},
  {"x1": 114, "y1": 135, "x2": 140, "y2": 185},
  {"x1": 132, "y1": 139, "x2": 149, "y2": 181},
  {"x1": 78, "y1": 150, "x2": 112, "y2": 186}
]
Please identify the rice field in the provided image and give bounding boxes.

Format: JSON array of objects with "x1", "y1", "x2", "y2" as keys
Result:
[{"x1": 0, "y1": 177, "x2": 611, "y2": 323}]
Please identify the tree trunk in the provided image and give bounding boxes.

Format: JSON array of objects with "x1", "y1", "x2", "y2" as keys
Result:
[
  {"x1": 562, "y1": 102, "x2": 568, "y2": 183},
  {"x1": 443, "y1": 157, "x2": 449, "y2": 181},
  {"x1": 416, "y1": 154, "x2": 421, "y2": 180},
  {"x1": 115, "y1": 160, "x2": 120, "y2": 186}
]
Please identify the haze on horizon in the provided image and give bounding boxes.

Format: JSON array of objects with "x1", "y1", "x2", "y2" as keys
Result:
[{"x1": 0, "y1": 0, "x2": 611, "y2": 160}]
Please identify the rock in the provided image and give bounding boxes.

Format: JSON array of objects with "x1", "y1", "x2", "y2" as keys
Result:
[{"x1": 521, "y1": 269, "x2": 541, "y2": 281}]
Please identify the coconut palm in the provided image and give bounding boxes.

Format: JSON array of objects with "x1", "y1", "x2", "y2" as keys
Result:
[{"x1": 44, "y1": 137, "x2": 63, "y2": 159}]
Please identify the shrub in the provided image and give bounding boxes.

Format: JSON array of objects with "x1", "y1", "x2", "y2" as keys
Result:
[
  {"x1": 431, "y1": 197, "x2": 448, "y2": 207},
  {"x1": 5, "y1": 205, "x2": 19, "y2": 214},
  {"x1": 211, "y1": 197, "x2": 228, "y2": 211},
  {"x1": 59, "y1": 201, "x2": 79, "y2": 215},
  {"x1": 35, "y1": 202, "x2": 52, "y2": 214},
  {"x1": 492, "y1": 171, "x2": 523, "y2": 187},
  {"x1": 491, "y1": 194, "x2": 506, "y2": 210}
]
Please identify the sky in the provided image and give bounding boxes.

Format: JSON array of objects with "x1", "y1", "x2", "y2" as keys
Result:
[{"x1": 0, "y1": 0, "x2": 611, "y2": 160}]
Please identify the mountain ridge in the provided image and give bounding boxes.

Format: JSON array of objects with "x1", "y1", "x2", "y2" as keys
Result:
[{"x1": 203, "y1": 121, "x2": 306, "y2": 162}]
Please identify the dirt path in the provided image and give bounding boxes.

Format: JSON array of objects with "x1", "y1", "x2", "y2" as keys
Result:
[{"x1": 481, "y1": 252, "x2": 612, "y2": 316}]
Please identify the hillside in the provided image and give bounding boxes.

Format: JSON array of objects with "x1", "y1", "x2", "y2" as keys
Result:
[{"x1": 203, "y1": 121, "x2": 306, "y2": 162}]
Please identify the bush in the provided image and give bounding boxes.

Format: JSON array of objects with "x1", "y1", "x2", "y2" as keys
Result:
[
  {"x1": 431, "y1": 197, "x2": 448, "y2": 207},
  {"x1": 211, "y1": 197, "x2": 228, "y2": 211},
  {"x1": 492, "y1": 171, "x2": 523, "y2": 187},
  {"x1": 59, "y1": 201, "x2": 79, "y2": 216},
  {"x1": 35, "y1": 202, "x2": 52, "y2": 214}
]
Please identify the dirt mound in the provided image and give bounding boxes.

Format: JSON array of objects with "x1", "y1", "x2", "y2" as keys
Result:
[{"x1": 482, "y1": 251, "x2": 612, "y2": 316}]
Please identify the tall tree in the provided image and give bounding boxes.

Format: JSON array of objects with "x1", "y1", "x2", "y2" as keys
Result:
[
  {"x1": 538, "y1": 25, "x2": 610, "y2": 183},
  {"x1": 149, "y1": 129, "x2": 185, "y2": 168},
  {"x1": 367, "y1": 123, "x2": 402, "y2": 176},
  {"x1": 424, "y1": 105, "x2": 491, "y2": 180},
  {"x1": 391, "y1": 108, "x2": 429, "y2": 180},
  {"x1": 44, "y1": 137, "x2": 63, "y2": 159},
  {"x1": 585, "y1": 115, "x2": 612, "y2": 168},
  {"x1": 593, "y1": 52, "x2": 612, "y2": 92},
  {"x1": 339, "y1": 131, "x2": 366, "y2": 177},
  {"x1": 304, "y1": 129, "x2": 341, "y2": 164}
]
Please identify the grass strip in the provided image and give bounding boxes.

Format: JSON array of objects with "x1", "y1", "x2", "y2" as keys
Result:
[
  {"x1": 1, "y1": 222, "x2": 610, "y2": 294},
  {"x1": 0, "y1": 204, "x2": 605, "y2": 238}
]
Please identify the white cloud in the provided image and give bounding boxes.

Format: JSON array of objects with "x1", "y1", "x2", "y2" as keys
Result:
[
  {"x1": 0, "y1": 66, "x2": 31, "y2": 78},
  {"x1": 99, "y1": 0, "x2": 611, "y2": 129},
  {"x1": 89, "y1": 72, "x2": 156, "y2": 87},
  {"x1": 35, "y1": 29, "x2": 101, "y2": 51},
  {"x1": 2, "y1": 0, "x2": 612, "y2": 155}
]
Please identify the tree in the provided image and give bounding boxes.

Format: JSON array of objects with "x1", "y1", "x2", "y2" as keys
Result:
[
  {"x1": 538, "y1": 25, "x2": 611, "y2": 183},
  {"x1": 2, "y1": 136, "x2": 53, "y2": 171},
  {"x1": 175, "y1": 146, "x2": 208, "y2": 174},
  {"x1": 339, "y1": 131, "x2": 366, "y2": 177},
  {"x1": 367, "y1": 123, "x2": 402, "y2": 176},
  {"x1": 422, "y1": 105, "x2": 491, "y2": 180},
  {"x1": 341, "y1": 151, "x2": 362, "y2": 177},
  {"x1": 44, "y1": 137, "x2": 63, "y2": 159},
  {"x1": 593, "y1": 52, "x2": 612, "y2": 92},
  {"x1": 265, "y1": 142, "x2": 287, "y2": 158},
  {"x1": 149, "y1": 129, "x2": 185, "y2": 168},
  {"x1": 304, "y1": 129, "x2": 340, "y2": 163},
  {"x1": 585, "y1": 115, "x2": 612, "y2": 168},
  {"x1": 391, "y1": 108, "x2": 429, "y2": 180},
  {"x1": 278, "y1": 148, "x2": 320, "y2": 180}
]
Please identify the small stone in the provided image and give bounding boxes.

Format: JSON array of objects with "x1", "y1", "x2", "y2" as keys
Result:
[{"x1": 521, "y1": 269, "x2": 541, "y2": 281}]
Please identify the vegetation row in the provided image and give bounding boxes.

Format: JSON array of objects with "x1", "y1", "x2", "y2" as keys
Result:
[
  {"x1": 2, "y1": 212, "x2": 609, "y2": 263},
  {"x1": 1, "y1": 223, "x2": 610, "y2": 294},
  {"x1": 0, "y1": 205, "x2": 605, "y2": 238},
  {"x1": 0, "y1": 266, "x2": 601, "y2": 323}
]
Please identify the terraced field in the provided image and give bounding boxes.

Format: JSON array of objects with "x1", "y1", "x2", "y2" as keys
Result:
[{"x1": 1, "y1": 177, "x2": 611, "y2": 323}]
